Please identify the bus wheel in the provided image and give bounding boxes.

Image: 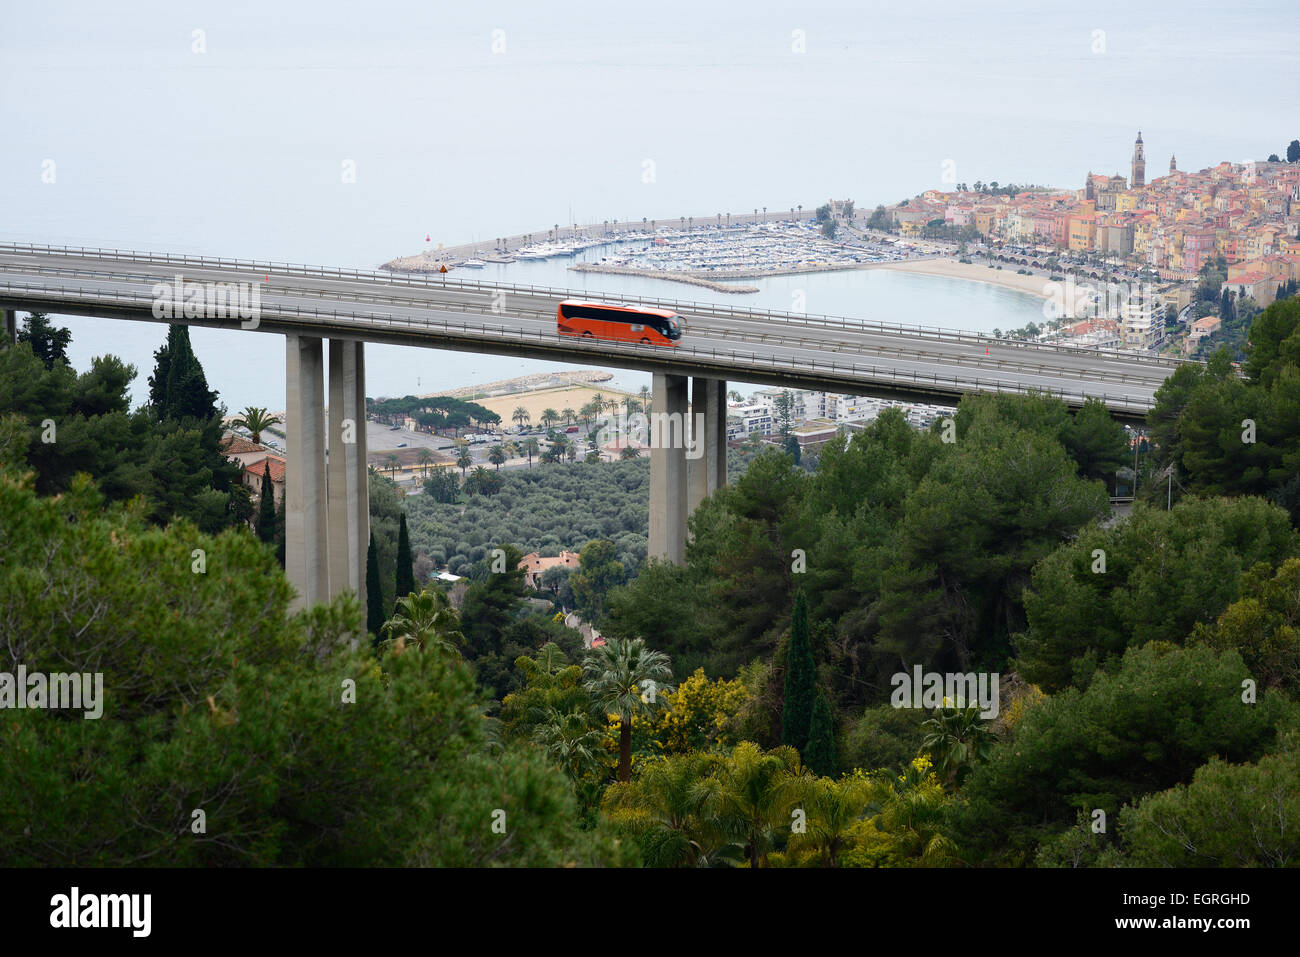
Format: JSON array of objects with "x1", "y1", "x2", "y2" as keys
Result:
[
  {"x1": 582, "y1": 331, "x2": 593, "y2": 338},
  {"x1": 640, "y1": 337, "x2": 651, "y2": 344}
]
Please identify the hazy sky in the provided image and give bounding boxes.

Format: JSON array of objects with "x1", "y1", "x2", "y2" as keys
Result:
[
  {"x1": 1, "y1": 1, "x2": 1293, "y2": 408},
  {"x1": 4, "y1": 0, "x2": 1294, "y2": 263}
]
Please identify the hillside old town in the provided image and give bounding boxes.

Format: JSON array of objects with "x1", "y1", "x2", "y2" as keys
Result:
[{"x1": 865, "y1": 133, "x2": 1300, "y2": 355}]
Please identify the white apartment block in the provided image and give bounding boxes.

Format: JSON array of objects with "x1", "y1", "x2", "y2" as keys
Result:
[
  {"x1": 726, "y1": 404, "x2": 775, "y2": 440},
  {"x1": 1120, "y1": 296, "x2": 1163, "y2": 350}
]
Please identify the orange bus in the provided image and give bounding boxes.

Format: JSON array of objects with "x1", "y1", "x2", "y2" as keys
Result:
[{"x1": 556, "y1": 300, "x2": 682, "y2": 346}]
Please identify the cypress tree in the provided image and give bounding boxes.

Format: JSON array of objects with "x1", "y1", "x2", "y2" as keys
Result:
[
  {"x1": 257, "y1": 461, "x2": 276, "y2": 543},
  {"x1": 366, "y1": 531, "x2": 386, "y2": 645},
  {"x1": 147, "y1": 339, "x2": 170, "y2": 411},
  {"x1": 274, "y1": 494, "x2": 286, "y2": 568},
  {"x1": 395, "y1": 512, "x2": 415, "y2": 601},
  {"x1": 156, "y1": 324, "x2": 218, "y2": 421},
  {"x1": 804, "y1": 692, "x2": 836, "y2": 777},
  {"x1": 781, "y1": 590, "x2": 816, "y2": 751}
]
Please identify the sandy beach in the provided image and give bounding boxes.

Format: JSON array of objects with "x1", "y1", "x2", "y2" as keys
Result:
[
  {"x1": 469, "y1": 384, "x2": 640, "y2": 425},
  {"x1": 865, "y1": 257, "x2": 1054, "y2": 301}
]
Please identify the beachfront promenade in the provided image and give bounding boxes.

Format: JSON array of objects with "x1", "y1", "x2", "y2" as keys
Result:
[{"x1": 0, "y1": 242, "x2": 1187, "y2": 615}]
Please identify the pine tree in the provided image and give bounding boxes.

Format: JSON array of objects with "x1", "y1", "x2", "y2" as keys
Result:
[
  {"x1": 366, "y1": 531, "x2": 386, "y2": 645},
  {"x1": 16, "y1": 312, "x2": 72, "y2": 369},
  {"x1": 804, "y1": 692, "x2": 836, "y2": 777},
  {"x1": 257, "y1": 461, "x2": 276, "y2": 543},
  {"x1": 781, "y1": 590, "x2": 816, "y2": 751},
  {"x1": 395, "y1": 512, "x2": 415, "y2": 601}
]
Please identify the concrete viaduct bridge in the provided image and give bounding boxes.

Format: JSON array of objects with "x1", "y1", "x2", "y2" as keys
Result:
[{"x1": 0, "y1": 243, "x2": 1184, "y2": 616}]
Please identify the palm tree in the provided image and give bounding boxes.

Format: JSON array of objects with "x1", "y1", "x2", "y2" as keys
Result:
[
  {"x1": 487, "y1": 444, "x2": 506, "y2": 470},
  {"x1": 797, "y1": 777, "x2": 872, "y2": 867},
  {"x1": 602, "y1": 753, "x2": 739, "y2": 867},
  {"x1": 695, "y1": 742, "x2": 805, "y2": 868},
  {"x1": 620, "y1": 444, "x2": 641, "y2": 460},
  {"x1": 589, "y1": 393, "x2": 604, "y2": 418},
  {"x1": 638, "y1": 384, "x2": 651, "y2": 413},
  {"x1": 455, "y1": 448, "x2": 472, "y2": 479},
  {"x1": 416, "y1": 447, "x2": 434, "y2": 479},
  {"x1": 523, "y1": 437, "x2": 539, "y2": 467},
  {"x1": 231, "y1": 406, "x2": 282, "y2": 445},
  {"x1": 920, "y1": 704, "x2": 998, "y2": 786},
  {"x1": 565, "y1": 443, "x2": 578, "y2": 463},
  {"x1": 603, "y1": 395, "x2": 620, "y2": 416},
  {"x1": 622, "y1": 395, "x2": 638, "y2": 417},
  {"x1": 583, "y1": 637, "x2": 674, "y2": 782},
  {"x1": 384, "y1": 453, "x2": 401, "y2": 479},
  {"x1": 512, "y1": 406, "x2": 530, "y2": 429},
  {"x1": 467, "y1": 464, "x2": 490, "y2": 493},
  {"x1": 380, "y1": 587, "x2": 464, "y2": 656},
  {"x1": 541, "y1": 408, "x2": 559, "y2": 430},
  {"x1": 534, "y1": 708, "x2": 607, "y2": 783},
  {"x1": 562, "y1": 406, "x2": 576, "y2": 426},
  {"x1": 503, "y1": 440, "x2": 520, "y2": 461},
  {"x1": 862, "y1": 756, "x2": 957, "y2": 865}
]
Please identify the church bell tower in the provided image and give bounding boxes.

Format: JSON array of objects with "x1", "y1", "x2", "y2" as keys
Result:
[{"x1": 1132, "y1": 131, "x2": 1146, "y2": 188}]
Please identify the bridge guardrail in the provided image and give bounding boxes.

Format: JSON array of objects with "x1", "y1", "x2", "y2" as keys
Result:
[
  {"x1": 0, "y1": 242, "x2": 1191, "y2": 370},
  {"x1": 0, "y1": 279, "x2": 1156, "y2": 415},
  {"x1": 0, "y1": 263, "x2": 1170, "y2": 388}
]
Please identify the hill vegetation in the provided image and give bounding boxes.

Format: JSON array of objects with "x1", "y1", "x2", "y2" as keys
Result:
[{"x1": 3, "y1": 295, "x2": 1300, "y2": 866}]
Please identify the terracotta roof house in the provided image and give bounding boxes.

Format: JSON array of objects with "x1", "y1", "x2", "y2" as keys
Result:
[
  {"x1": 518, "y1": 550, "x2": 581, "y2": 589},
  {"x1": 243, "y1": 455, "x2": 286, "y2": 508},
  {"x1": 222, "y1": 432, "x2": 284, "y2": 508},
  {"x1": 221, "y1": 434, "x2": 275, "y2": 468}
]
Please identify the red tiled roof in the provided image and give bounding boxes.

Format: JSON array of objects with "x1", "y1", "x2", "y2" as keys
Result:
[
  {"x1": 246, "y1": 456, "x2": 286, "y2": 484},
  {"x1": 222, "y1": 435, "x2": 269, "y2": 455}
]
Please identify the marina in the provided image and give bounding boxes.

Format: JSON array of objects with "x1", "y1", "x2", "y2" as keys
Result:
[{"x1": 383, "y1": 218, "x2": 939, "y2": 290}]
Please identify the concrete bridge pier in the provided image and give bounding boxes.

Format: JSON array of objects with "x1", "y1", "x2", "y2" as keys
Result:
[
  {"x1": 687, "y1": 377, "x2": 727, "y2": 515},
  {"x1": 286, "y1": 335, "x2": 371, "y2": 618},
  {"x1": 2, "y1": 307, "x2": 17, "y2": 345},
  {"x1": 649, "y1": 373, "x2": 688, "y2": 563},
  {"x1": 327, "y1": 339, "x2": 369, "y2": 620},
  {"x1": 651, "y1": 374, "x2": 729, "y2": 563},
  {"x1": 286, "y1": 334, "x2": 330, "y2": 610}
]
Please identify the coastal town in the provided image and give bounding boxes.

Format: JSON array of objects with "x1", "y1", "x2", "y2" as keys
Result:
[
  {"x1": 384, "y1": 133, "x2": 1299, "y2": 362},
  {"x1": 866, "y1": 133, "x2": 1300, "y2": 357}
]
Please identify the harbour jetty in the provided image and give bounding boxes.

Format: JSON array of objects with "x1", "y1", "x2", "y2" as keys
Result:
[{"x1": 568, "y1": 263, "x2": 758, "y2": 293}]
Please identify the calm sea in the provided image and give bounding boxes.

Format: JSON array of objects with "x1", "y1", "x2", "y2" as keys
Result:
[{"x1": 2, "y1": 0, "x2": 1292, "y2": 408}]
